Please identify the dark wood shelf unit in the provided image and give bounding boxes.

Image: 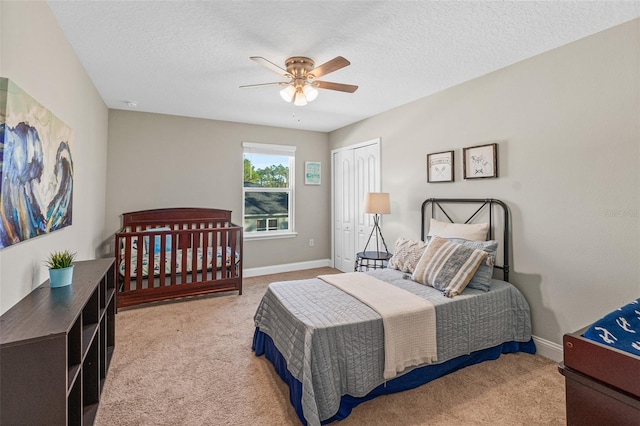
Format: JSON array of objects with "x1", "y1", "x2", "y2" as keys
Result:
[
  {"x1": 0, "y1": 258, "x2": 116, "y2": 425},
  {"x1": 68, "y1": 378, "x2": 82, "y2": 425},
  {"x1": 82, "y1": 323, "x2": 99, "y2": 357}
]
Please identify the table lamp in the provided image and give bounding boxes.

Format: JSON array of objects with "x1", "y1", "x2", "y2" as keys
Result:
[{"x1": 362, "y1": 192, "x2": 391, "y2": 254}]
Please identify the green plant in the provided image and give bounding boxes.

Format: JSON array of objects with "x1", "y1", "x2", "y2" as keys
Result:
[{"x1": 45, "y1": 250, "x2": 76, "y2": 269}]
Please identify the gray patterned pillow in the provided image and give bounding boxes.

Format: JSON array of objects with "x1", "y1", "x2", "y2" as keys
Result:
[
  {"x1": 412, "y1": 236, "x2": 489, "y2": 297},
  {"x1": 387, "y1": 237, "x2": 428, "y2": 273},
  {"x1": 427, "y1": 236, "x2": 498, "y2": 292}
]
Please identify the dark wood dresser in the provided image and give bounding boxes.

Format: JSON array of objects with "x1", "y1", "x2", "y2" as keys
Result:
[
  {"x1": 560, "y1": 326, "x2": 640, "y2": 426},
  {"x1": 0, "y1": 258, "x2": 116, "y2": 425}
]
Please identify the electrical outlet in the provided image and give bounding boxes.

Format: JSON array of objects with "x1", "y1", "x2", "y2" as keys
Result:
[{"x1": 309, "y1": 238, "x2": 314, "y2": 247}]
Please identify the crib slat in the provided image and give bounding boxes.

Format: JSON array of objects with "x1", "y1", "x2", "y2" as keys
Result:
[
  {"x1": 202, "y1": 230, "x2": 210, "y2": 282},
  {"x1": 230, "y1": 227, "x2": 238, "y2": 279},
  {"x1": 232, "y1": 226, "x2": 242, "y2": 280},
  {"x1": 171, "y1": 232, "x2": 177, "y2": 286},
  {"x1": 147, "y1": 228, "x2": 156, "y2": 288},
  {"x1": 122, "y1": 234, "x2": 131, "y2": 292},
  {"x1": 191, "y1": 229, "x2": 199, "y2": 284},
  {"x1": 135, "y1": 232, "x2": 144, "y2": 288},
  {"x1": 159, "y1": 233, "x2": 167, "y2": 287},
  {"x1": 180, "y1": 231, "x2": 189, "y2": 285},
  {"x1": 221, "y1": 226, "x2": 228, "y2": 278}
]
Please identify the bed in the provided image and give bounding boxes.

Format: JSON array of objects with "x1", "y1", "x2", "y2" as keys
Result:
[
  {"x1": 115, "y1": 207, "x2": 242, "y2": 308},
  {"x1": 253, "y1": 198, "x2": 536, "y2": 425},
  {"x1": 559, "y1": 298, "x2": 640, "y2": 426}
]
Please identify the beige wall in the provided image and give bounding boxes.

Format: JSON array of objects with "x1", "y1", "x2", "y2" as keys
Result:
[
  {"x1": 106, "y1": 110, "x2": 331, "y2": 269},
  {"x1": 0, "y1": 2, "x2": 109, "y2": 314},
  {"x1": 330, "y1": 19, "x2": 640, "y2": 345}
]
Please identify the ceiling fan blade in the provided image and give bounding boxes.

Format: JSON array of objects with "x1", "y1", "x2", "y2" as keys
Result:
[
  {"x1": 250, "y1": 56, "x2": 290, "y2": 77},
  {"x1": 239, "y1": 82, "x2": 287, "y2": 89},
  {"x1": 309, "y1": 56, "x2": 350, "y2": 79},
  {"x1": 314, "y1": 81, "x2": 358, "y2": 93}
]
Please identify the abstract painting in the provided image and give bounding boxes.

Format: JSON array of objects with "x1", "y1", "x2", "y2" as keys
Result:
[{"x1": 0, "y1": 78, "x2": 74, "y2": 249}]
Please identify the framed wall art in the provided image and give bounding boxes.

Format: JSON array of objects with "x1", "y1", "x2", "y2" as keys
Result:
[
  {"x1": 463, "y1": 143, "x2": 497, "y2": 179},
  {"x1": 426, "y1": 150, "x2": 454, "y2": 183},
  {"x1": 304, "y1": 161, "x2": 321, "y2": 185},
  {"x1": 0, "y1": 78, "x2": 75, "y2": 249}
]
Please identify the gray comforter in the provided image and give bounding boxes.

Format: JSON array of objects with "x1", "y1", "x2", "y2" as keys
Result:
[{"x1": 253, "y1": 268, "x2": 532, "y2": 426}]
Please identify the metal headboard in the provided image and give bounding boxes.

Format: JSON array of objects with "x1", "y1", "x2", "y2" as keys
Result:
[{"x1": 420, "y1": 198, "x2": 510, "y2": 282}]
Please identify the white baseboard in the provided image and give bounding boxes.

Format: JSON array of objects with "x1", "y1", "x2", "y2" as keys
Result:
[
  {"x1": 244, "y1": 259, "x2": 332, "y2": 278},
  {"x1": 532, "y1": 335, "x2": 563, "y2": 362}
]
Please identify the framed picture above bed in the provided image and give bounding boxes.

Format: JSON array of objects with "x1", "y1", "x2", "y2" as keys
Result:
[
  {"x1": 463, "y1": 143, "x2": 498, "y2": 179},
  {"x1": 426, "y1": 150, "x2": 454, "y2": 183}
]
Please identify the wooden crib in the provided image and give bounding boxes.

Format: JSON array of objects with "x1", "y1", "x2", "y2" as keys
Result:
[{"x1": 115, "y1": 207, "x2": 242, "y2": 308}]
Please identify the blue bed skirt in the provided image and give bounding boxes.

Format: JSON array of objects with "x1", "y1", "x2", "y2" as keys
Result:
[{"x1": 252, "y1": 328, "x2": 536, "y2": 425}]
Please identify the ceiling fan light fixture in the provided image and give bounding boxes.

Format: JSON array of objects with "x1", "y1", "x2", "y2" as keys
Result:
[
  {"x1": 244, "y1": 55, "x2": 356, "y2": 106},
  {"x1": 280, "y1": 84, "x2": 296, "y2": 102},
  {"x1": 293, "y1": 88, "x2": 308, "y2": 106},
  {"x1": 302, "y1": 84, "x2": 318, "y2": 102}
]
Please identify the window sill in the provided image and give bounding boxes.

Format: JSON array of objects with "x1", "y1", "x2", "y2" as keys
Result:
[{"x1": 244, "y1": 232, "x2": 298, "y2": 241}]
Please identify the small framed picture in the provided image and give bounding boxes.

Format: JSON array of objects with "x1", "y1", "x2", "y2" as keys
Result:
[
  {"x1": 463, "y1": 143, "x2": 498, "y2": 179},
  {"x1": 304, "y1": 161, "x2": 321, "y2": 185},
  {"x1": 427, "y1": 150, "x2": 454, "y2": 183}
]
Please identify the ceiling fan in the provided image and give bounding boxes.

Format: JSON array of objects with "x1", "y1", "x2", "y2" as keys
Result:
[{"x1": 240, "y1": 56, "x2": 358, "y2": 106}]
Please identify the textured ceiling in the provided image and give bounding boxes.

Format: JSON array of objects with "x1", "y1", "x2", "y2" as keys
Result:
[{"x1": 47, "y1": 1, "x2": 639, "y2": 132}]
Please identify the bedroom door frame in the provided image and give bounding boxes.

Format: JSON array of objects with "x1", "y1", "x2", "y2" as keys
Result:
[{"x1": 331, "y1": 138, "x2": 381, "y2": 272}]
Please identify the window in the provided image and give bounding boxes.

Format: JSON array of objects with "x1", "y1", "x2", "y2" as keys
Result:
[
  {"x1": 243, "y1": 142, "x2": 296, "y2": 238},
  {"x1": 256, "y1": 218, "x2": 279, "y2": 232}
]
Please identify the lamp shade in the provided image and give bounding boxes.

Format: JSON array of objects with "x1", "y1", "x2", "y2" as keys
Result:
[
  {"x1": 302, "y1": 84, "x2": 318, "y2": 102},
  {"x1": 293, "y1": 88, "x2": 308, "y2": 106},
  {"x1": 280, "y1": 85, "x2": 296, "y2": 102},
  {"x1": 363, "y1": 192, "x2": 390, "y2": 214}
]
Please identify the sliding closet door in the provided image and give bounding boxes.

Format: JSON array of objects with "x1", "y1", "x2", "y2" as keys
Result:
[{"x1": 332, "y1": 139, "x2": 381, "y2": 272}]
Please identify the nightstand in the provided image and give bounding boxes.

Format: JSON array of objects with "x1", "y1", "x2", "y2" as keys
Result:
[{"x1": 354, "y1": 251, "x2": 393, "y2": 272}]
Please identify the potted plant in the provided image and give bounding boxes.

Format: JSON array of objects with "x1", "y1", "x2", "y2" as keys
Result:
[{"x1": 45, "y1": 250, "x2": 76, "y2": 288}]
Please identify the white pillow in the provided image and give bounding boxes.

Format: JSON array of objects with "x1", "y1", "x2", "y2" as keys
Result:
[{"x1": 427, "y1": 218, "x2": 489, "y2": 241}]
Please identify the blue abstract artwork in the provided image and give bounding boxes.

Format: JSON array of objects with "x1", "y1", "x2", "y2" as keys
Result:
[{"x1": 0, "y1": 78, "x2": 74, "y2": 249}]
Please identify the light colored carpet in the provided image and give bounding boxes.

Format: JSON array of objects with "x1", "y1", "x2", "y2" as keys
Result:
[{"x1": 95, "y1": 268, "x2": 566, "y2": 425}]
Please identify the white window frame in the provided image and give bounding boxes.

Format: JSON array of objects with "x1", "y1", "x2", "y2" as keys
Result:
[
  {"x1": 256, "y1": 218, "x2": 279, "y2": 232},
  {"x1": 242, "y1": 142, "x2": 296, "y2": 240}
]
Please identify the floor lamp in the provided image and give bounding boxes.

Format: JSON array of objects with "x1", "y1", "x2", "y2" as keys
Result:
[{"x1": 362, "y1": 192, "x2": 391, "y2": 255}]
